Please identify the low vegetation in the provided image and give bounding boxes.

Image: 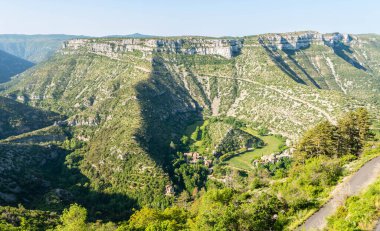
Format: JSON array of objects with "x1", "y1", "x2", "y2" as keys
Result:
[
  {"x1": 1, "y1": 32, "x2": 380, "y2": 230},
  {"x1": 326, "y1": 178, "x2": 380, "y2": 230}
]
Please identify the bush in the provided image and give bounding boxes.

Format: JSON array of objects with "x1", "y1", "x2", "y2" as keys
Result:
[
  {"x1": 56, "y1": 204, "x2": 87, "y2": 231},
  {"x1": 258, "y1": 127, "x2": 269, "y2": 136},
  {"x1": 327, "y1": 179, "x2": 380, "y2": 230}
]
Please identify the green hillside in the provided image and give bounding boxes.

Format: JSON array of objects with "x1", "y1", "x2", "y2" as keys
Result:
[
  {"x1": 0, "y1": 32, "x2": 380, "y2": 229},
  {"x1": 0, "y1": 96, "x2": 62, "y2": 139}
]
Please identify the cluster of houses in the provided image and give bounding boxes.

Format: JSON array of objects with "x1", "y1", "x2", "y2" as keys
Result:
[
  {"x1": 183, "y1": 152, "x2": 212, "y2": 167},
  {"x1": 253, "y1": 148, "x2": 293, "y2": 166}
]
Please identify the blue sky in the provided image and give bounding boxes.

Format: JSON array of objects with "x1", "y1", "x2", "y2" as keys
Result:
[{"x1": 1, "y1": 0, "x2": 379, "y2": 36}]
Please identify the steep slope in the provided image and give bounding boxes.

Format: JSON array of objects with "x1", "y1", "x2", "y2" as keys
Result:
[
  {"x1": 0, "y1": 49, "x2": 34, "y2": 83},
  {"x1": 1, "y1": 46, "x2": 198, "y2": 211},
  {"x1": 0, "y1": 34, "x2": 84, "y2": 63},
  {"x1": 258, "y1": 32, "x2": 380, "y2": 103},
  {"x1": 1, "y1": 32, "x2": 379, "y2": 218},
  {"x1": 10, "y1": 34, "x2": 369, "y2": 139},
  {"x1": 0, "y1": 96, "x2": 62, "y2": 139},
  {"x1": 0, "y1": 142, "x2": 67, "y2": 204}
]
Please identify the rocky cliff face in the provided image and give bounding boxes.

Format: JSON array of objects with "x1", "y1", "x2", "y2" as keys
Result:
[
  {"x1": 7, "y1": 32, "x2": 378, "y2": 140},
  {"x1": 63, "y1": 32, "x2": 356, "y2": 59},
  {"x1": 260, "y1": 31, "x2": 354, "y2": 50},
  {"x1": 63, "y1": 38, "x2": 243, "y2": 59}
]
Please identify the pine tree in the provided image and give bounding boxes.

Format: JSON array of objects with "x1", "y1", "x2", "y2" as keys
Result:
[
  {"x1": 296, "y1": 121, "x2": 337, "y2": 158},
  {"x1": 337, "y1": 111, "x2": 361, "y2": 155},
  {"x1": 355, "y1": 108, "x2": 372, "y2": 142}
]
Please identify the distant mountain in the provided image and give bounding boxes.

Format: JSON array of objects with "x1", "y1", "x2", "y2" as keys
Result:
[
  {"x1": 103, "y1": 33, "x2": 156, "y2": 38},
  {"x1": 0, "y1": 34, "x2": 87, "y2": 63},
  {"x1": 0, "y1": 34, "x2": 157, "y2": 63},
  {"x1": 0, "y1": 49, "x2": 34, "y2": 83}
]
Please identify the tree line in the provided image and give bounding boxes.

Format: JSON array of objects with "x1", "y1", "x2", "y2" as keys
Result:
[{"x1": 295, "y1": 108, "x2": 373, "y2": 161}]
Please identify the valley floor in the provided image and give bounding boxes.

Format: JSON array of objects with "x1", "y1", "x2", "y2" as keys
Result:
[{"x1": 226, "y1": 127, "x2": 284, "y2": 171}]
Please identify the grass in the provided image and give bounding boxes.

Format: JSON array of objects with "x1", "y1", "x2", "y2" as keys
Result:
[
  {"x1": 184, "y1": 119, "x2": 282, "y2": 168},
  {"x1": 326, "y1": 176, "x2": 380, "y2": 230},
  {"x1": 186, "y1": 120, "x2": 213, "y2": 154},
  {"x1": 184, "y1": 120, "x2": 204, "y2": 137},
  {"x1": 288, "y1": 140, "x2": 380, "y2": 230},
  {"x1": 347, "y1": 140, "x2": 380, "y2": 173},
  {"x1": 372, "y1": 128, "x2": 380, "y2": 140},
  {"x1": 226, "y1": 127, "x2": 284, "y2": 171}
]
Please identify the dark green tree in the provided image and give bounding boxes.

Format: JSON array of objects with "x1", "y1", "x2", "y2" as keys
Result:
[{"x1": 295, "y1": 121, "x2": 337, "y2": 160}]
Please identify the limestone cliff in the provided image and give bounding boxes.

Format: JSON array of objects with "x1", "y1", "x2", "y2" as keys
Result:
[
  {"x1": 62, "y1": 32, "x2": 356, "y2": 60},
  {"x1": 260, "y1": 31, "x2": 353, "y2": 50},
  {"x1": 63, "y1": 38, "x2": 243, "y2": 59}
]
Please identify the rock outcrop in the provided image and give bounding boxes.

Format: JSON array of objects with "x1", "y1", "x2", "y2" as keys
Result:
[
  {"x1": 63, "y1": 38, "x2": 243, "y2": 59},
  {"x1": 63, "y1": 32, "x2": 356, "y2": 59},
  {"x1": 260, "y1": 31, "x2": 354, "y2": 50}
]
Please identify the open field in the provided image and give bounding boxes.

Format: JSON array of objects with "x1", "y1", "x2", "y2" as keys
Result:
[{"x1": 226, "y1": 127, "x2": 284, "y2": 171}]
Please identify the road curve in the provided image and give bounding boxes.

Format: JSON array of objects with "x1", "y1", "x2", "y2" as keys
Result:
[
  {"x1": 375, "y1": 219, "x2": 380, "y2": 231},
  {"x1": 199, "y1": 75, "x2": 336, "y2": 124},
  {"x1": 300, "y1": 156, "x2": 380, "y2": 230}
]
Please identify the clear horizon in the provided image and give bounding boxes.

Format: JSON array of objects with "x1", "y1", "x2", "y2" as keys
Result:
[{"x1": 1, "y1": 0, "x2": 379, "y2": 37}]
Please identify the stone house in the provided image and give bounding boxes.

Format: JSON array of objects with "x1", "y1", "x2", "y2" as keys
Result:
[
  {"x1": 184, "y1": 152, "x2": 202, "y2": 163},
  {"x1": 165, "y1": 184, "x2": 174, "y2": 196}
]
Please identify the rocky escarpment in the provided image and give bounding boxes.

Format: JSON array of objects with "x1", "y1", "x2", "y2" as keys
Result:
[
  {"x1": 63, "y1": 38, "x2": 243, "y2": 59},
  {"x1": 63, "y1": 32, "x2": 356, "y2": 60},
  {"x1": 260, "y1": 31, "x2": 354, "y2": 50}
]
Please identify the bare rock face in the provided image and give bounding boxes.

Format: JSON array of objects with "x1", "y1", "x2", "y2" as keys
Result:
[
  {"x1": 63, "y1": 38, "x2": 243, "y2": 59},
  {"x1": 62, "y1": 32, "x2": 355, "y2": 59},
  {"x1": 261, "y1": 31, "x2": 354, "y2": 50}
]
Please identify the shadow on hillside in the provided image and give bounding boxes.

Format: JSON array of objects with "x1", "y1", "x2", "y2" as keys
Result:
[
  {"x1": 259, "y1": 38, "x2": 307, "y2": 85},
  {"x1": 0, "y1": 97, "x2": 64, "y2": 140},
  {"x1": 134, "y1": 53, "x2": 202, "y2": 173},
  {"x1": 280, "y1": 38, "x2": 322, "y2": 89},
  {"x1": 326, "y1": 42, "x2": 367, "y2": 71},
  {"x1": 259, "y1": 37, "x2": 324, "y2": 88},
  {"x1": 0, "y1": 49, "x2": 34, "y2": 83},
  {"x1": 0, "y1": 143, "x2": 137, "y2": 222}
]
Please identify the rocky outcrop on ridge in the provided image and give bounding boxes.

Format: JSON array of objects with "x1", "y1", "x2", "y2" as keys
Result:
[{"x1": 63, "y1": 38, "x2": 243, "y2": 59}]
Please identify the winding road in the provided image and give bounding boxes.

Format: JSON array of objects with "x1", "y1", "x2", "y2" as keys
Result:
[
  {"x1": 177, "y1": 56, "x2": 379, "y2": 230},
  {"x1": 300, "y1": 156, "x2": 380, "y2": 230},
  {"x1": 199, "y1": 74, "x2": 337, "y2": 124},
  {"x1": 183, "y1": 71, "x2": 378, "y2": 230}
]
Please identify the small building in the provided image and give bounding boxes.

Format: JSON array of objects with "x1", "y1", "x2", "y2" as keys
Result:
[
  {"x1": 260, "y1": 153, "x2": 277, "y2": 163},
  {"x1": 184, "y1": 152, "x2": 202, "y2": 163},
  {"x1": 165, "y1": 184, "x2": 174, "y2": 196},
  {"x1": 255, "y1": 148, "x2": 293, "y2": 167}
]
